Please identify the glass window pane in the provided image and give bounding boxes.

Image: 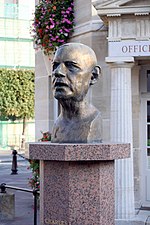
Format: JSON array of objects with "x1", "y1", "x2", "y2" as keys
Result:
[
  {"x1": 147, "y1": 70, "x2": 150, "y2": 92},
  {"x1": 4, "y1": 3, "x2": 18, "y2": 19},
  {"x1": 147, "y1": 125, "x2": 150, "y2": 146},
  {"x1": 147, "y1": 149, "x2": 150, "y2": 169},
  {"x1": 147, "y1": 149, "x2": 150, "y2": 156},
  {"x1": 147, "y1": 101, "x2": 150, "y2": 122}
]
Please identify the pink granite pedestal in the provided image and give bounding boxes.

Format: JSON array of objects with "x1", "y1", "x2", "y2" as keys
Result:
[{"x1": 29, "y1": 143, "x2": 130, "y2": 225}]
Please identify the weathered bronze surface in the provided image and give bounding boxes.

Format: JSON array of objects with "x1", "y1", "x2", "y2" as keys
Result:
[{"x1": 51, "y1": 42, "x2": 102, "y2": 143}]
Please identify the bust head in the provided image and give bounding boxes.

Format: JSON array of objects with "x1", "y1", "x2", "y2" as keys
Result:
[
  {"x1": 51, "y1": 43, "x2": 102, "y2": 143},
  {"x1": 52, "y1": 43, "x2": 101, "y2": 101}
]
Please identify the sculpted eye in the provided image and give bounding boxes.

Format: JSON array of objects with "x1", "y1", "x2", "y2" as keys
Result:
[
  {"x1": 65, "y1": 61, "x2": 80, "y2": 71},
  {"x1": 65, "y1": 62, "x2": 73, "y2": 68},
  {"x1": 52, "y1": 62, "x2": 59, "y2": 71}
]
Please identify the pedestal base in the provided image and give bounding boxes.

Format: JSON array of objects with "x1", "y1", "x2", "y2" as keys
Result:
[
  {"x1": 29, "y1": 143, "x2": 130, "y2": 225},
  {"x1": 41, "y1": 160, "x2": 114, "y2": 225}
]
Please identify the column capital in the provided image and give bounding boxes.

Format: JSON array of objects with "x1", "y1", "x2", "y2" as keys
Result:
[{"x1": 105, "y1": 56, "x2": 135, "y2": 68}]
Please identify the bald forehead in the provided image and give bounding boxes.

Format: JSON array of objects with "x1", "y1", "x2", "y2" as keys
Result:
[{"x1": 54, "y1": 43, "x2": 97, "y2": 66}]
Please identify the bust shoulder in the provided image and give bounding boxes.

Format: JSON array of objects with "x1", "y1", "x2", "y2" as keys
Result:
[{"x1": 51, "y1": 107, "x2": 102, "y2": 143}]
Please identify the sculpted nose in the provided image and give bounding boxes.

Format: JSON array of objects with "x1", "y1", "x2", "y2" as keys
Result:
[{"x1": 53, "y1": 63, "x2": 66, "y2": 77}]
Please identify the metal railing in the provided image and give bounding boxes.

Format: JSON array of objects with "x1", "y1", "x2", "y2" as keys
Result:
[{"x1": 0, "y1": 183, "x2": 39, "y2": 225}]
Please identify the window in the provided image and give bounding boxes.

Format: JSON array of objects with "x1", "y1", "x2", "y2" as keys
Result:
[
  {"x1": 147, "y1": 101, "x2": 150, "y2": 169},
  {"x1": 147, "y1": 70, "x2": 150, "y2": 92},
  {"x1": 4, "y1": 0, "x2": 18, "y2": 19}
]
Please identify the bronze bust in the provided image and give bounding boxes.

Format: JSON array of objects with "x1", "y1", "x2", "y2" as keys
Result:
[{"x1": 51, "y1": 43, "x2": 102, "y2": 143}]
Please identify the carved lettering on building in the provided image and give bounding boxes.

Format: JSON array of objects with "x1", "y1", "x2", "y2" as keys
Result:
[
  {"x1": 45, "y1": 218, "x2": 68, "y2": 225},
  {"x1": 122, "y1": 45, "x2": 150, "y2": 54},
  {"x1": 109, "y1": 41, "x2": 150, "y2": 57}
]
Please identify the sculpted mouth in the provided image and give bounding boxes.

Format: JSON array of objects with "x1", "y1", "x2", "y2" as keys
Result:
[{"x1": 54, "y1": 82, "x2": 69, "y2": 88}]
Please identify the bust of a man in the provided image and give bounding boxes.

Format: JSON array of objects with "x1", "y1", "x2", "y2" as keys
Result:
[{"x1": 51, "y1": 43, "x2": 102, "y2": 143}]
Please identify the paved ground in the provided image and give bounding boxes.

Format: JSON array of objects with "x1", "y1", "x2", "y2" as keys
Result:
[{"x1": 0, "y1": 150, "x2": 39, "y2": 225}]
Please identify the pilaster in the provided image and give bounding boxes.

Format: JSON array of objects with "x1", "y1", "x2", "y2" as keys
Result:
[
  {"x1": 35, "y1": 49, "x2": 54, "y2": 140},
  {"x1": 135, "y1": 14, "x2": 150, "y2": 40},
  {"x1": 108, "y1": 16, "x2": 121, "y2": 41}
]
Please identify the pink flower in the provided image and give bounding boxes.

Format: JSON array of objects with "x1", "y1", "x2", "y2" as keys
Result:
[
  {"x1": 58, "y1": 39, "x2": 65, "y2": 43},
  {"x1": 51, "y1": 37, "x2": 56, "y2": 41},
  {"x1": 50, "y1": 24, "x2": 54, "y2": 29},
  {"x1": 64, "y1": 28, "x2": 70, "y2": 32},
  {"x1": 62, "y1": 18, "x2": 72, "y2": 24}
]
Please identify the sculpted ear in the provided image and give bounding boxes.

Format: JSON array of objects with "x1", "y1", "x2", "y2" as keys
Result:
[{"x1": 90, "y1": 65, "x2": 101, "y2": 85}]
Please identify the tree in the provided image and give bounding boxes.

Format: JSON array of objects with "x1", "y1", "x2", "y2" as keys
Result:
[{"x1": 0, "y1": 69, "x2": 35, "y2": 149}]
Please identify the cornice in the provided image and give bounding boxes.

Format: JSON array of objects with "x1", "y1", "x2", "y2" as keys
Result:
[
  {"x1": 93, "y1": 0, "x2": 150, "y2": 16},
  {"x1": 93, "y1": 0, "x2": 133, "y2": 8},
  {"x1": 96, "y1": 6, "x2": 150, "y2": 16}
]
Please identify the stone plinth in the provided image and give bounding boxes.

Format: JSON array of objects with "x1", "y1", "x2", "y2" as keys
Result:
[
  {"x1": 0, "y1": 193, "x2": 15, "y2": 220},
  {"x1": 29, "y1": 143, "x2": 130, "y2": 225}
]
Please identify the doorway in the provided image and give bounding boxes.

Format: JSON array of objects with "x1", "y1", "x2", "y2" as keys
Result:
[{"x1": 140, "y1": 65, "x2": 150, "y2": 207}]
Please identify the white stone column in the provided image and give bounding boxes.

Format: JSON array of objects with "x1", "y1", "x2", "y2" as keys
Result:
[{"x1": 106, "y1": 57, "x2": 135, "y2": 220}]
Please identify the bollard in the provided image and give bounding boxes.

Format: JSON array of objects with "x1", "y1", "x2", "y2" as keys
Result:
[
  {"x1": 11, "y1": 150, "x2": 18, "y2": 175},
  {"x1": 0, "y1": 183, "x2": 6, "y2": 193}
]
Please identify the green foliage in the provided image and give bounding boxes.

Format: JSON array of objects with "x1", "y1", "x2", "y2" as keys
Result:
[
  {"x1": 28, "y1": 160, "x2": 40, "y2": 190},
  {"x1": 0, "y1": 69, "x2": 34, "y2": 120},
  {"x1": 28, "y1": 132, "x2": 51, "y2": 190},
  {"x1": 38, "y1": 131, "x2": 51, "y2": 141}
]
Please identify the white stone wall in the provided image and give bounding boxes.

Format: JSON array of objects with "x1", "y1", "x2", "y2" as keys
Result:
[
  {"x1": 132, "y1": 66, "x2": 141, "y2": 207},
  {"x1": 34, "y1": 0, "x2": 110, "y2": 142},
  {"x1": 34, "y1": 0, "x2": 145, "y2": 208}
]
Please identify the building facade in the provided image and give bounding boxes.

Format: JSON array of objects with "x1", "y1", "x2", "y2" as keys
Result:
[
  {"x1": 35, "y1": 0, "x2": 150, "y2": 223},
  {"x1": 0, "y1": 0, "x2": 35, "y2": 150},
  {"x1": 0, "y1": 0, "x2": 35, "y2": 69}
]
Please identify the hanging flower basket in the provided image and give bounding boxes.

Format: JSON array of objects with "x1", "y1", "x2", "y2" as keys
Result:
[{"x1": 31, "y1": 0, "x2": 75, "y2": 55}]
